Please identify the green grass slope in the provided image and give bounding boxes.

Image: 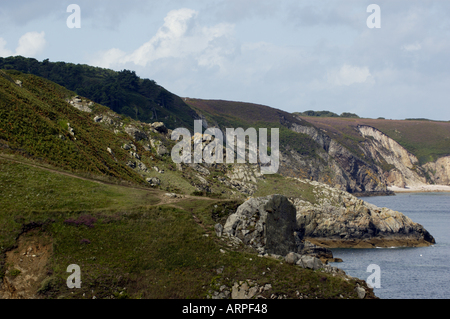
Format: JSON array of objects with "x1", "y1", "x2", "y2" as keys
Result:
[
  {"x1": 0, "y1": 56, "x2": 198, "y2": 131},
  {"x1": 0, "y1": 70, "x2": 147, "y2": 185},
  {"x1": 0, "y1": 157, "x2": 373, "y2": 299}
]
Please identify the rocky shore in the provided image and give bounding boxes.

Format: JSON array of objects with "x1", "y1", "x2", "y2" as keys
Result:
[
  {"x1": 221, "y1": 180, "x2": 435, "y2": 258},
  {"x1": 291, "y1": 179, "x2": 436, "y2": 248},
  {"x1": 388, "y1": 185, "x2": 450, "y2": 193}
]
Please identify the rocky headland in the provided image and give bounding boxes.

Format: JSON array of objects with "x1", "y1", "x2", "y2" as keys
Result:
[{"x1": 220, "y1": 181, "x2": 435, "y2": 262}]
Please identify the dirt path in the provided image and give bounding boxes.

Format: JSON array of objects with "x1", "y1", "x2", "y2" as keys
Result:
[
  {"x1": 0, "y1": 154, "x2": 224, "y2": 299},
  {"x1": 0, "y1": 153, "x2": 220, "y2": 208}
]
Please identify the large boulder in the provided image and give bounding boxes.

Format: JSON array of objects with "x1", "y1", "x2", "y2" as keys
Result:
[{"x1": 223, "y1": 195, "x2": 301, "y2": 256}]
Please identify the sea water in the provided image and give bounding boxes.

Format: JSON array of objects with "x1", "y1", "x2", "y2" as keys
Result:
[{"x1": 329, "y1": 192, "x2": 450, "y2": 299}]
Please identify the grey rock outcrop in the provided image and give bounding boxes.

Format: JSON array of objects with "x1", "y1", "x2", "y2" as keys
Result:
[
  {"x1": 223, "y1": 195, "x2": 301, "y2": 256},
  {"x1": 150, "y1": 139, "x2": 168, "y2": 156},
  {"x1": 214, "y1": 223, "x2": 223, "y2": 237},
  {"x1": 146, "y1": 177, "x2": 160, "y2": 186},
  {"x1": 223, "y1": 179, "x2": 435, "y2": 256},
  {"x1": 67, "y1": 123, "x2": 76, "y2": 140},
  {"x1": 284, "y1": 252, "x2": 324, "y2": 270},
  {"x1": 355, "y1": 286, "x2": 366, "y2": 299},
  {"x1": 125, "y1": 125, "x2": 148, "y2": 141},
  {"x1": 207, "y1": 278, "x2": 272, "y2": 300},
  {"x1": 297, "y1": 240, "x2": 336, "y2": 262},
  {"x1": 291, "y1": 178, "x2": 436, "y2": 248},
  {"x1": 126, "y1": 161, "x2": 136, "y2": 169},
  {"x1": 296, "y1": 255, "x2": 323, "y2": 270},
  {"x1": 191, "y1": 163, "x2": 211, "y2": 176},
  {"x1": 285, "y1": 252, "x2": 301, "y2": 265},
  {"x1": 151, "y1": 122, "x2": 168, "y2": 134},
  {"x1": 68, "y1": 96, "x2": 93, "y2": 113}
]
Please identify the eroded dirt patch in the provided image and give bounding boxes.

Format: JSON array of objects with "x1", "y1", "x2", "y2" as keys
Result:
[{"x1": 0, "y1": 229, "x2": 52, "y2": 299}]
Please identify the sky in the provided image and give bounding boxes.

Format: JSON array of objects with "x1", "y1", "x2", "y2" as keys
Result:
[{"x1": 1, "y1": 0, "x2": 449, "y2": 121}]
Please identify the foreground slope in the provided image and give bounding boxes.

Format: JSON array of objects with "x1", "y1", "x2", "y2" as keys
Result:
[
  {"x1": 0, "y1": 70, "x2": 382, "y2": 299},
  {"x1": 0, "y1": 70, "x2": 435, "y2": 300}
]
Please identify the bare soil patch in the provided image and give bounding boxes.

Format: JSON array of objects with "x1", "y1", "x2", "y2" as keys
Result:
[{"x1": 0, "y1": 229, "x2": 52, "y2": 299}]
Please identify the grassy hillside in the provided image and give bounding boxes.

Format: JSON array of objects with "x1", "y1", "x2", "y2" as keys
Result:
[
  {"x1": 185, "y1": 98, "x2": 300, "y2": 125},
  {"x1": 0, "y1": 70, "x2": 148, "y2": 185},
  {"x1": 0, "y1": 153, "x2": 372, "y2": 300},
  {"x1": 300, "y1": 116, "x2": 450, "y2": 165},
  {"x1": 0, "y1": 56, "x2": 198, "y2": 131}
]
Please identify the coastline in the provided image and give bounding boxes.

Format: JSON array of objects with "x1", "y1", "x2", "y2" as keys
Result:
[
  {"x1": 308, "y1": 237, "x2": 435, "y2": 249},
  {"x1": 388, "y1": 185, "x2": 450, "y2": 193}
]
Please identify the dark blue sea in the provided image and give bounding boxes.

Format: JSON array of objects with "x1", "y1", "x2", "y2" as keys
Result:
[{"x1": 329, "y1": 192, "x2": 450, "y2": 299}]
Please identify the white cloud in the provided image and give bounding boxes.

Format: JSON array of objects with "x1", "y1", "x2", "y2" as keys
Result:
[
  {"x1": 0, "y1": 38, "x2": 13, "y2": 57},
  {"x1": 403, "y1": 43, "x2": 422, "y2": 51},
  {"x1": 89, "y1": 8, "x2": 236, "y2": 72},
  {"x1": 90, "y1": 48, "x2": 127, "y2": 69},
  {"x1": 327, "y1": 64, "x2": 372, "y2": 86},
  {"x1": 14, "y1": 31, "x2": 46, "y2": 57},
  {"x1": 0, "y1": 32, "x2": 46, "y2": 58}
]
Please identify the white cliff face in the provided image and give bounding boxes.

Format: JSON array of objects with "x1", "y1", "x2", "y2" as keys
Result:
[
  {"x1": 357, "y1": 125, "x2": 427, "y2": 188},
  {"x1": 289, "y1": 123, "x2": 388, "y2": 193},
  {"x1": 358, "y1": 125, "x2": 418, "y2": 168},
  {"x1": 423, "y1": 156, "x2": 450, "y2": 185}
]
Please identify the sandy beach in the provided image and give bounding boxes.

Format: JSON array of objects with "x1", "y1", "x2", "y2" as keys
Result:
[{"x1": 388, "y1": 185, "x2": 450, "y2": 193}]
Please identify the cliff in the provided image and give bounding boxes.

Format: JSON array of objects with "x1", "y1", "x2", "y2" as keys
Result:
[
  {"x1": 289, "y1": 123, "x2": 388, "y2": 193},
  {"x1": 357, "y1": 125, "x2": 427, "y2": 188},
  {"x1": 3, "y1": 57, "x2": 449, "y2": 194},
  {"x1": 184, "y1": 97, "x2": 450, "y2": 194},
  {"x1": 423, "y1": 156, "x2": 450, "y2": 185}
]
